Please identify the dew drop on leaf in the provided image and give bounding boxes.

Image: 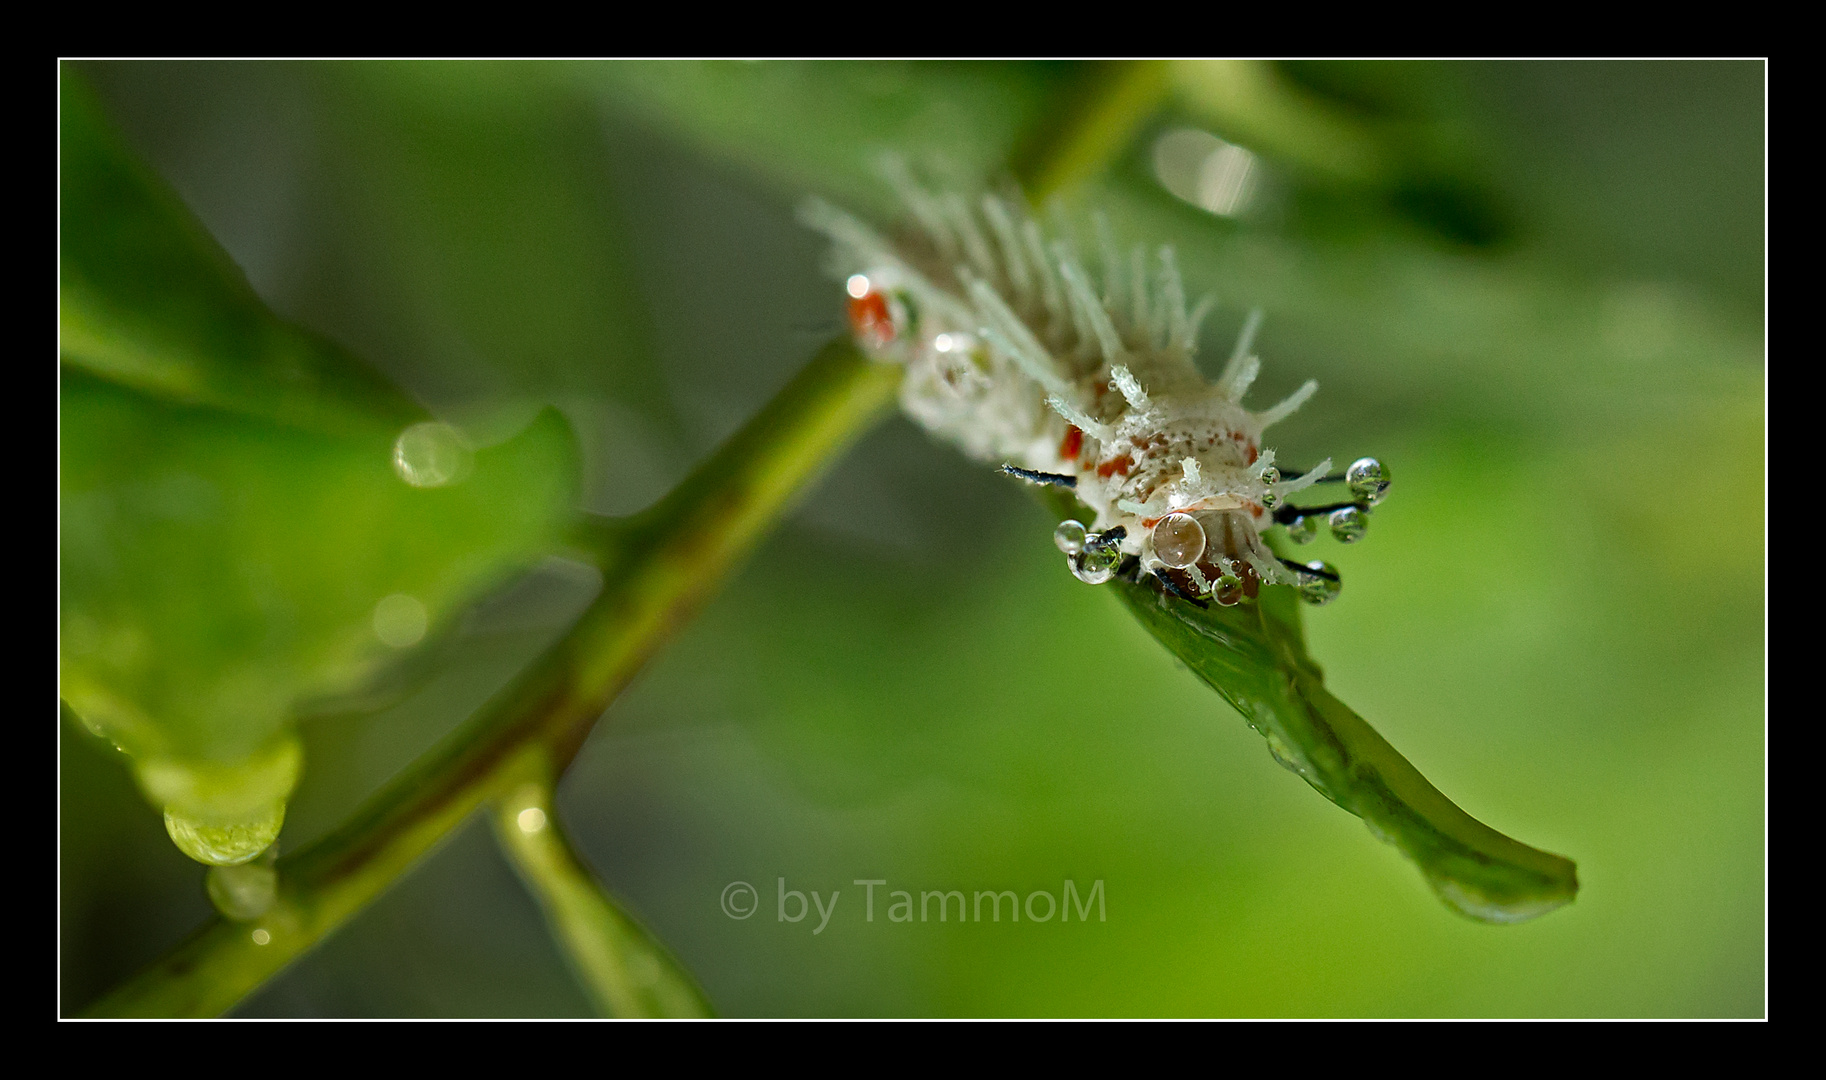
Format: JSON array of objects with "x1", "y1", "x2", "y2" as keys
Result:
[
  {"x1": 392, "y1": 422, "x2": 474, "y2": 488},
  {"x1": 207, "y1": 862, "x2": 278, "y2": 920},
  {"x1": 164, "y1": 802, "x2": 285, "y2": 866}
]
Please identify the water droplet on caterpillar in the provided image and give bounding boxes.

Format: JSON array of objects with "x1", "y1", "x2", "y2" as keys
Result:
[
  {"x1": 1150, "y1": 513, "x2": 1206, "y2": 568},
  {"x1": 1294, "y1": 561, "x2": 1342, "y2": 605},
  {"x1": 1284, "y1": 514, "x2": 1319, "y2": 544},
  {"x1": 1070, "y1": 530, "x2": 1124, "y2": 585},
  {"x1": 1053, "y1": 519, "x2": 1088, "y2": 556},
  {"x1": 1259, "y1": 466, "x2": 1281, "y2": 485},
  {"x1": 1346, "y1": 457, "x2": 1391, "y2": 505},
  {"x1": 1069, "y1": 554, "x2": 1115, "y2": 585},
  {"x1": 1329, "y1": 506, "x2": 1368, "y2": 543},
  {"x1": 1212, "y1": 575, "x2": 1245, "y2": 606}
]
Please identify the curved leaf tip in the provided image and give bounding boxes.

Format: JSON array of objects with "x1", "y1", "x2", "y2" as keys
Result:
[{"x1": 1115, "y1": 577, "x2": 1577, "y2": 924}]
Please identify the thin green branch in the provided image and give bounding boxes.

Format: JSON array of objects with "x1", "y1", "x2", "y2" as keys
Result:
[
  {"x1": 86, "y1": 339, "x2": 902, "y2": 1017},
  {"x1": 491, "y1": 759, "x2": 710, "y2": 1018},
  {"x1": 80, "y1": 57, "x2": 1175, "y2": 1017},
  {"x1": 1013, "y1": 60, "x2": 1173, "y2": 201}
]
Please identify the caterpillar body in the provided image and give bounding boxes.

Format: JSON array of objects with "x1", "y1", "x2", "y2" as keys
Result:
[{"x1": 801, "y1": 176, "x2": 1389, "y2": 607}]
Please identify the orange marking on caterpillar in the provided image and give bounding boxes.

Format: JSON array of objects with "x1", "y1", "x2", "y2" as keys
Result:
[{"x1": 847, "y1": 291, "x2": 895, "y2": 348}]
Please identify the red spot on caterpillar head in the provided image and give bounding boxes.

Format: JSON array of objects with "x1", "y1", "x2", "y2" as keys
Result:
[
  {"x1": 1060, "y1": 425, "x2": 1084, "y2": 462},
  {"x1": 848, "y1": 291, "x2": 895, "y2": 348},
  {"x1": 1245, "y1": 443, "x2": 1259, "y2": 465},
  {"x1": 1096, "y1": 455, "x2": 1133, "y2": 479}
]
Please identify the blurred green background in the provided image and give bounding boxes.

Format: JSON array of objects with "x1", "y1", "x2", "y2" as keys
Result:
[{"x1": 60, "y1": 60, "x2": 1764, "y2": 1017}]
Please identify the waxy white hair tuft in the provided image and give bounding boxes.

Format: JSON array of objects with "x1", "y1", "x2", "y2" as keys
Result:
[{"x1": 801, "y1": 176, "x2": 1388, "y2": 607}]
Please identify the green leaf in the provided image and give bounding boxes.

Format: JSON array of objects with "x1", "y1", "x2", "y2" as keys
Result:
[
  {"x1": 59, "y1": 67, "x2": 418, "y2": 438},
  {"x1": 1115, "y1": 577, "x2": 1578, "y2": 923},
  {"x1": 58, "y1": 68, "x2": 583, "y2": 861},
  {"x1": 60, "y1": 368, "x2": 579, "y2": 854},
  {"x1": 85, "y1": 340, "x2": 902, "y2": 1016}
]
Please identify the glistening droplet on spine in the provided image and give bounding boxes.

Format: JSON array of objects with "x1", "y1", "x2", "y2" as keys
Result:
[
  {"x1": 1284, "y1": 514, "x2": 1319, "y2": 544},
  {"x1": 392, "y1": 421, "x2": 474, "y2": 488},
  {"x1": 1071, "y1": 532, "x2": 1124, "y2": 585},
  {"x1": 1296, "y1": 561, "x2": 1342, "y2": 606},
  {"x1": 1346, "y1": 457, "x2": 1391, "y2": 505},
  {"x1": 1329, "y1": 506, "x2": 1368, "y2": 543}
]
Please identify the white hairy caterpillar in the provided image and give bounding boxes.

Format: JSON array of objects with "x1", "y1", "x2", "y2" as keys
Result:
[{"x1": 800, "y1": 172, "x2": 1389, "y2": 607}]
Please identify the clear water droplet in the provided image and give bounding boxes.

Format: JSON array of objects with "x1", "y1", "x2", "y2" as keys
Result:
[
  {"x1": 207, "y1": 862, "x2": 278, "y2": 921},
  {"x1": 1068, "y1": 554, "x2": 1113, "y2": 585},
  {"x1": 1265, "y1": 732, "x2": 1306, "y2": 775},
  {"x1": 1259, "y1": 466, "x2": 1281, "y2": 485},
  {"x1": 1053, "y1": 519, "x2": 1088, "y2": 556},
  {"x1": 1213, "y1": 575, "x2": 1245, "y2": 606},
  {"x1": 1150, "y1": 513, "x2": 1206, "y2": 568},
  {"x1": 1260, "y1": 491, "x2": 1279, "y2": 509},
  {"x1": 393, "y1": 422, "x2": 473, "y2": 488},
  {"x1": 1329, "y1": 506, "x2": 1368, "y2": 543},
  {"x1": 1284, "y1": 514, "x2": 1319, "y2": 544},
  {"x1": 1295, "y1": 561, "x2": 1342, "y2": 605},
  {"x1": 1346, "y1": 457, "x2": 1390, "y2": 505},
  {"x1": 164, "y1": 802, "x2": 285, "y2": 866},
  {"x1": 1070, "y1": 532, "x2": 1123, "y2": 585}
]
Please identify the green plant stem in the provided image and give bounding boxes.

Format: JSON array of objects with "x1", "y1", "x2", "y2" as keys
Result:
[
  {"x1": 86, "y1": 338, "x2": 902, "y2": 1017},
  {"x1": 1013, "y1": 60, "x2": 1173, "y2": 201},
  {"x1": 491, "y1": 760, "x2": 711, "y2": 1017}
]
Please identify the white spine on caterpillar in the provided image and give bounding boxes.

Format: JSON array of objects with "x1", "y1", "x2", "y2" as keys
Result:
[{"x1": 802, "y1": 172, "x2": 1377, "y2": 605}]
